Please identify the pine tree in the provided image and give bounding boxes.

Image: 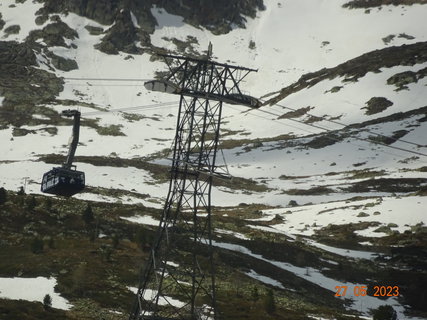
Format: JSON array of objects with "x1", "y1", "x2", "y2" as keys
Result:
[
  {"x1": 30, "y1": 238, "x2": 44, "y2": 254},
  {"x1": 47, "y1": 237, "x2": 55, "y2": 249},
  {"x1": 112, "y1": 233, "x2": 120, "y2": 249},
  {"x1": 373, "y1": 305, "x2": 397, "y2": 320},
  {"x1": 82, "y1": 204, "x2": 94, "y2": 225},
  {"x1": 251, "y1": 286, "x2": 259, "y2": 302},
  {"x1": 264, "y1": 289, "x2": 276, "y2": 314},
  {"x1": 26, "y1": 195, "x2": 37, "y2": 211},
  {"x1": 0, "y1": 187, "x2": 7, "y2": 205},
  {"x1": 43, "y1": 294, "x2": 52, "y2": 310},
  {"x1": 72, "y1": 263, "x2": 87, "y2": 295},
  {"x1": 135, "y1": 228, "x2": 148, "y2": 250},
  {"x1": 44, "y1": 197, "x2": 53, "y2": 211}
]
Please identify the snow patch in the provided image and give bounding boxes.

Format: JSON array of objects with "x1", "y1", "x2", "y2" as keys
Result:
[
  {"x1": 127, "y1": 286, "x2": 185, "y2": 308},
  {"x1": 0, "y1": 276, "x2": 72, "y2": 310},
  {"x1": 244, "y1": 269, "x2": 285, "y2": 289}
]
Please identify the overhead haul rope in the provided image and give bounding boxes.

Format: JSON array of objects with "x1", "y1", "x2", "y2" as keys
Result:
[
  {"x1": 269, "y1": 101, "x2": 426, "y2": 149},
  {"x1": 3, "y1": 75, "x2": 426, "y2": 159},
  {"x1": 0, "y1": 101, "x2": 178, "y2": 118},
  {"x1": 228, "y1": 104, "x2": 427, "y2": 162},
  {"x1": 63, "y1": 77, "x2": 153, "y2": 82},
  {"x1": 251, "y1": 97, "x2": 427, "y2": 159},
  {"x1": 82, "y1": 101, "x2": 178, "y2": 116},
  {"x1": 261, "y1": 107, "x2": 427, "y2": 159}
]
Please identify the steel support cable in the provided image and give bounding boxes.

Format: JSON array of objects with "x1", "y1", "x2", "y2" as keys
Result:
[
  {"x1": 274, "y1": 102, "x2": 426, "y2": 148},
  {"x1": 228, "y1": 104, "x2": 370, "y2": 146},
  {"x1": 63, "y1": 77, "x2": 153, "y2": 81},
  {"x1": 257, "y1": 107, "x2": 427, "y2": 158},
  {"x1": 264, "y1": 98, "x2": 426, "y2": 148},
  {"x1": 82, "y1": 101, "x2": 178, "y2": 116},
  {"x1": 0, "y1": 101, "x2": 178, "y2": 118},
  {"x1": 230, "y1": 104, "x2": 427, "y2": 161},
  {"x1": 62, "y1": 84, "x2": 149, "y2": 87}
]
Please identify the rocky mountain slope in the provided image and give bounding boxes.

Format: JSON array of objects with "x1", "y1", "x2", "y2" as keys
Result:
[{"x1": 1, "y1": 0, "x2": 427, "y2": 319}]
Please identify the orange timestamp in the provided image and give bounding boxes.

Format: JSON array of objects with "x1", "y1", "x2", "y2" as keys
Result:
[{"x1": 334, "y1": 285, "x2": 400, "y2": 297}]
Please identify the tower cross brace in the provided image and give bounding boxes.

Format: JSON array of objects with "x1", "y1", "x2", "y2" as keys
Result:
[{"x1": 130, "y1": 51, "x2": 257, "y2": 320}]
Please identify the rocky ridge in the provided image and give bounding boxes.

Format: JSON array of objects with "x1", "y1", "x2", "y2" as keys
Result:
[{"x1": 264, "y1": 41, "x2": 427, "y2": 106}]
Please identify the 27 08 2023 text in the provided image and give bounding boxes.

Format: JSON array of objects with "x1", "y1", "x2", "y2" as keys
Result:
[{"x1": 334, "y1": 285, "x2": 400, "y2": 297}]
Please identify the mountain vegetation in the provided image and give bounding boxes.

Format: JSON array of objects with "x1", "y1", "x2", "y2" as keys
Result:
[{"x1": 1, "y1": 0, "x2": 426, "y2": 319}]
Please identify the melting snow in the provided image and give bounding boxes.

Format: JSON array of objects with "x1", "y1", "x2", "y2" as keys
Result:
[
  {"x1": 211, "y1": 240, "x2": 420, "y2": 319},
  {"x1": 0, "y1": 276, "x2": 72, "y2": 310},
  {"x1": 244, "y1": 269, "x2": 285, "y2": 289},
  {"x1": 121, "y1": 215, "x2": 161, "y2": 227},
  {"x1": 127, "y1": 286, "x2": 185, "y2": 308}
]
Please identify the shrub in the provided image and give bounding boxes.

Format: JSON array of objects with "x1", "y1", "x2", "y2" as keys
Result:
[
  {"x1": 30, "y1": 238, "x2": 44, "y2": 254},
  {"x1": 373, "y1": 305, "x2": 397, "y2": 320},
  {"x1": 251, "y1": 286, "x2": 259, "y2": 302},
  {"x1": 17, "y1": 186, "x2": 25, "y2": 196},
  {"x1": 288, "y1": 200, "x2": 298, "y2": 207}
]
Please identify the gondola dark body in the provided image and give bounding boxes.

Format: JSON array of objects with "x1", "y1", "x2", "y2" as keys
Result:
[
  {"x1": 41, "y1": 167, "x2": 85, "y2": 197},
  {"x1": 40, "y1": 110, "x2": 85, "y2": 197}
]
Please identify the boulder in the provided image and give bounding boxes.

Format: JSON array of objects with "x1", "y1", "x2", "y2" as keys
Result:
[
  {"x1": 363, "y1": 97, "x2": 393, "y2": 115},
  {"x1": 27, "y1": 21, "x2": 78, "y2": 48},
  {"x1": 45, "y1": 51, "x2": 79, "y2": 71},
  {"x1": 95, "y1": 9, "x2": 141, "y2": 54},
  {"x1": 0, "y1": 41, "x2": 37, "y2": 66},
  {"x1": 0, "y1": 13, "x2": 5, "y2": 30},
  {"x1": 4, "y1": 24, "x2": 21, "y2": 35}
]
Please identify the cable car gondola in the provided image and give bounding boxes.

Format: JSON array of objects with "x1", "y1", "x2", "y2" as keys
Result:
[{"x1": 41, "y1": 110, "x2": 85, "y2": 197}]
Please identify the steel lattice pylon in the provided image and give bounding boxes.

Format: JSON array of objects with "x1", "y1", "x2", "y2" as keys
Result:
[{"x1": 130, "y1": 50, "x2": 258, "y2": 320}]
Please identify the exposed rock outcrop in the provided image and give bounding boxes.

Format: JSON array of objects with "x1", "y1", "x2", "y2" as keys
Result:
[
  {"x1": 26, "y1": 21, "x2": 78, "y2": 48},
  {"x1": 95, "y1": 9, "x2": 147, "y2": 54},
  {"x1": 0, "y1": 41, "x2": 63, "y2": 126},
  {"x1": 343, "y1": 0, "x2": 427, "y2": 9},
  {"x1": 157, "y1": 0, "x2": 265, "y2": 35},
  {"x1": 0, "y1": 13, "x2": 5, "y2": 31},
  {"x1": 45, "y1": 51, "x2": 79, "y2": 71},
  {"x1": 36, "y1": 0, "x2": 264, "y2": 34},
  {"x1": 363, "y1": 97, "x2": 393, "y2": 115},
  {"x1": 265, "y1": 41, "x2": 427, "y2": 106}
]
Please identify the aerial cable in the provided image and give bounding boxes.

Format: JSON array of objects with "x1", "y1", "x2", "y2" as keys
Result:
[
  {"x1": 234, "y1": 104, "x2": 427, "y2": 161},
  {"x1": 82, "y1": 101, "x2": 177, "y2": 116},
  {"x1": 0, "y1": 101, "x2": 178, "y2": 118},
  {"x1": 229, "y1": 104, "x2": 423, "y2": 163},
  {"x1": 63, "y1": 77, "x2": 153, "y2": 82},
  {"x1": 63, "y1": 84, "x2": 149, "y2": 87},
  {"x1": 270, "y1": 101, "x2": 426, "y2": 149},
  {"x1": 228, "y1": 104, "x2": 326, "y2": 137},
  {"x1": 244, "y1": 107, "x2": 426, "y2": 161},
  {"x1": 229, "y1": 104, "x2": 381, "y2": 153},
  {"x1": 254, "y1": 107, "x2": 427, "y2": 159}
]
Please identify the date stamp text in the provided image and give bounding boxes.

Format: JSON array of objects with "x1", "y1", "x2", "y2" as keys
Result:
[{"x1": 334, "y1": 285, "x2": 400, "y2": 297}]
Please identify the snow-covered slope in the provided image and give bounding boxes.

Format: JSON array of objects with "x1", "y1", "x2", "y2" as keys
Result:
[
  {"x1": 1, "y1": 0, "x2": 426, "y2": 240},
  {"x1": 1, "y1": 0, "x2": 427, "y2": 318}
]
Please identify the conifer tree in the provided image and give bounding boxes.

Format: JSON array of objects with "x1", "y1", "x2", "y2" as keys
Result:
[
  {"x1": 82, "y1": 204, "x2": 94, "y2": 225},
  {"x1": 264, "y1": 289, "x2": 276, "y2": 314},
  {"x1": 43, "y1": 294, "x2": 52, "y2": 310},
  {"x1": 0, "y1": 187, "x2": 7, "y2": 205}
]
